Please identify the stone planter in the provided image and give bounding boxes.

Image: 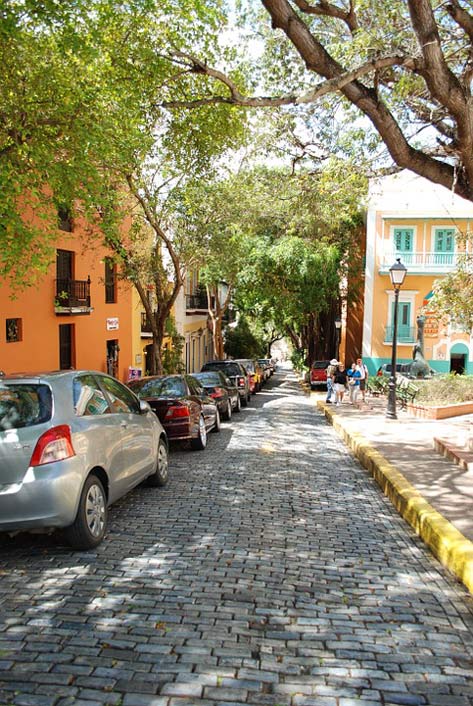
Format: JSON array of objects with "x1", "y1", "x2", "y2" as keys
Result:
[{"x1": 407, "y1": 400, "x2": 473, "y2": 419}]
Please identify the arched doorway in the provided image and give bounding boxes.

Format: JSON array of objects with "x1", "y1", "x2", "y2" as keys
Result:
[{"x1": 450, "y1": 342, "x2": 469, "y2": 375}]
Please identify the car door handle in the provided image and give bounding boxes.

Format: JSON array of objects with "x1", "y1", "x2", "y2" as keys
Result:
[{"x1": 120, "y1": 420, "x2": 128, "y2": 428}]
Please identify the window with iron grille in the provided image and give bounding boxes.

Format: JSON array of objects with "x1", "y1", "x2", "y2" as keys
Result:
[
  {"x1": 105, "y1": 258, "x2": 117, "y2": 303},
  {"x1": 6, "y1": 318, "x2": 22, "y2": 343},
  {"x1": 57, "y1": 205, "x2": 72, "y2": 232}
]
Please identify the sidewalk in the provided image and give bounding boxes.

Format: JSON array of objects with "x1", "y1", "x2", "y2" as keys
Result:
[{"x1": 311, "y1": 390, "x2": 473, "y2": 595}]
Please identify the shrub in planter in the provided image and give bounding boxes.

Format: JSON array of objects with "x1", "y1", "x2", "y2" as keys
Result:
[{"x1": 414, "y1": 373, "x2": 473, "y2": 407}]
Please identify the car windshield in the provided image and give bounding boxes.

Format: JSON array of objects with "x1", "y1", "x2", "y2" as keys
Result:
[
  {"x1": 193, "y1": 372, "x2": 221, "y2": 386},
  {"x1": 0, "y1": 384, "x2": 52, "y2": 431},
  {"x1": 128, "y1": 377, "x2": 186, "y2": 398},
  {"x1": 313, "y1": 361, "x2": 329, "y2": 369}
]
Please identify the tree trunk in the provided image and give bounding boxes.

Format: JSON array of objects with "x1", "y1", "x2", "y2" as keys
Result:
[
  {"x1": 306, "y1": 313, "x2": 317, "y2": 366},
  {"x1": 207, "y1": 283, "x2": 231, "y2": 360}
]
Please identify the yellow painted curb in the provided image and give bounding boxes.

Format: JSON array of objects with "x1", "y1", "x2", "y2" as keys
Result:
[{"x1": 316, "y1": 399, "x2": 473, "y2": 595}]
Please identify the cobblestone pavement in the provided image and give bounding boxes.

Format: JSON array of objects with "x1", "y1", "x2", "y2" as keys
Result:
[{"x1": 1, "y1": 367, "x2": 473, "y2": 706}]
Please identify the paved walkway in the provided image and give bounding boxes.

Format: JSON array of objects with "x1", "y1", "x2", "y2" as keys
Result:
[
  {"x1": 1, "y1": 368, "x2": 473, "y2": 706},
  {"x1": 312, "y1": 387, "x2": 473, "y2": 594}
]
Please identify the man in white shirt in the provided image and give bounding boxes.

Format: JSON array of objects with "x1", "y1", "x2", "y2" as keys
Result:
[{"x1": 356, "y1": 357, "x2": 368, "y2": 402}]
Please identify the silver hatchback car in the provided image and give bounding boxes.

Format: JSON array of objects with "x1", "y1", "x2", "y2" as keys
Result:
[{"x1": 0, "y1": 370, "x2": 169, "y2": 550}]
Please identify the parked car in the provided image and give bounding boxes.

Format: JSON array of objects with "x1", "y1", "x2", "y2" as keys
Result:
[
  {"x1": 377, "y1": 363, "x2": 412, "y2": 377},
  {"x1": 310, "y1": 360, "x2": 331, "y2": 390},
  {"x1": 201, "y1": 360, "x2": 251, "y2": 406},
  {"x1": 127, "y1": 374, "x2": 220, "y2": 450},
  {"x1": 235, "y1": 359, "x2": 264, "y2": 392},
  {"x1": 377, "y1": 362, "x2": 437, "y2": 379},
  {"x1": 191, "y1": 371, "x2": 241, "y2": 420},
  {"x1": 258, "y1": 359, "x2": 272, "y2": 381},
  {"x1": 0, "y1": 370, "x2": 169, "y2": 550}
]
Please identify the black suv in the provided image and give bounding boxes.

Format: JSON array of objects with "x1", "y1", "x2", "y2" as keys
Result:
[{"x1": 201, "y1": 360, "x2": 251, "y2": 407}]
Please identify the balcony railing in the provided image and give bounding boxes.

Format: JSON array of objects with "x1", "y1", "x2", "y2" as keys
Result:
[
  {"x1": 379, "y1": 251, "x2": 459, "y2": 272},
  {"x1": 186, "y1": 293, "x2": 215, "y2": 311},
  {"x1": 55, "y1": 278, "x2": 91, "y2": 313},
  {"x1": 141, "y1": 312, "x2": 153, "y2": 334},
  {"x1": 384, "y1": 325, "x2": 416, "y2": 344}
]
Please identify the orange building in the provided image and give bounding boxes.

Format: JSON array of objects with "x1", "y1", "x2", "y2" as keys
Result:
[{"x1": 0, "y1": 212, "x2": 134, "y2": 381}]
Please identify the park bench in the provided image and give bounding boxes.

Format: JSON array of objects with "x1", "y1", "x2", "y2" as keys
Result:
[
  {"x1": 367, "y1": 376, "x2": 388, "y2": 396},
  {"x1": 395, "y1": 375, "x2": 419, "y2": 408}
]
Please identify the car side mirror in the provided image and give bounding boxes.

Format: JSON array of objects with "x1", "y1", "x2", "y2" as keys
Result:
[{"x1": 139, "y1": 400, "x2": 152, "y2": 414}]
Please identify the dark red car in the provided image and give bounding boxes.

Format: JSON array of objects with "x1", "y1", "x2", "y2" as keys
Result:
[{"x1": 127, "y1": 374, "x2": 219, "y2": 450}]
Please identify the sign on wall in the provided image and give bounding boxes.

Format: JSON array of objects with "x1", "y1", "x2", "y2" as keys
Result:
[
  {"x1": 106, "y1": 317, "x2": 119, "y2": 331},
  {"x1": 128, "y1": 367, "x2": 142, "y2": 380}
]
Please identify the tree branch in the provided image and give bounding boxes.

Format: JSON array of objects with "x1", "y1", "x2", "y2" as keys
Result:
[
  {"x1": 407, "y1": 0, "x2": 467, "y2": 114},
  {"x1": 446, "y1": 0, "x2": 473, "y2": 43},
  {"x1": 161, "y1": 52, "x2": 416, "y2": 109},
  {"x1": 292, "y1": 0, "x2": 358, "y2": 33}
]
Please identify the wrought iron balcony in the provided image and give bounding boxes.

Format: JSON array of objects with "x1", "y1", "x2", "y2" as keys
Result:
[
  {"x1": 384, "y1": 325, "x2": 416, "y2": 344},
  {"x1": 379, "y1": 251, "x2": 459, "y2": 273},
  {"x1": 186, "y1": 293, "x2": 215, "y2": 312},
  {"x1": 55, "y1": 278, "x2": 92, "y2": 314},
  {"x1": 141, "y1": 312, "x2": 153, "y2": 335}
]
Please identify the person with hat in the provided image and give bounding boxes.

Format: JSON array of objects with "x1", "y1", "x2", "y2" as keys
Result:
[{"x1": 325, "y1": 358, "x2": 338, "y2": 403}]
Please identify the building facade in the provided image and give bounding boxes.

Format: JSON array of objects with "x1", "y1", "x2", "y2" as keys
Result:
[
  {"x1": 362, "y1": 171, "x2": 472, "y2": 376},
  {"x1": 0, "y1": 221, "x2": 134, "y2": 381},
  {"x1": 176, "y1": 273, "x2": 216, "y2": 373}
]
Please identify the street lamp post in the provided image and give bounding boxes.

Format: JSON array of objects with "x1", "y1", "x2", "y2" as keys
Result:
[
  {"x1": 335, "y1": 316, "x2": 342, "y2": 360},
  {"x1": 386, "y1": 258, "x2": 408, "y2": 420}
]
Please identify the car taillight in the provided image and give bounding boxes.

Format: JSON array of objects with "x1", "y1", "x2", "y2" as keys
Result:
[
  {"x1": 30, "y1": 425, "x2": 76, "y2": 467},
  {"x1": 165, "y1": 403, "x2": 190, "y2": 419},
  {"x1": 237, "y1": 377, "x2": 245, "y2": 387},
  {"x1": 210, "y1": 387, "x2": 225, "y2": 399}
]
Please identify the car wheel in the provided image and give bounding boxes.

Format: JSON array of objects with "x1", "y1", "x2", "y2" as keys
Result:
[
  {"x1": 241, "y1": 394, "x2": 248, "y2": 408},
  {"x1": 234, "y1": 395, "x2": 241, "y2": 413},
  {"x1": 223, "y1": 400, "x2": 232, "y2": 421},
  {"x1": 190, "y1": 415, "x2": 207, "y2": 450},
  {"x1": 147, "y1": 437, "x2": 169, "y2": 487},
  {"x1": 63, "y1": 474, "x2": 107, "y2": 550},
  {"x1": 247, "y1": 392, "x2": 251, "y2": 404},
  {"x1": 212, "y1": 408, "x2": 221, "y2": 433}
]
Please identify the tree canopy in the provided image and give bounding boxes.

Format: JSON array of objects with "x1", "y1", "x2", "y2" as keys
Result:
[
  {"x1": 0, "y1": 0, "x2": 244, "y2": 282},
  {"x1": 161, "y1": 0, "x2": 473, "y2": 203}
]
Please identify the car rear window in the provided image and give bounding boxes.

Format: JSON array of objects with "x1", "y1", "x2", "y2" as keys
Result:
[
  {"x1": 193, "y1": 372, "x2": 221, "y2": 385},
  {"x1": 128, "y1": 376, "x2": 186, "y2": 398},
  {"x1": 202, "y1": 363, "x2": 242, "y2": 377},
  {"x1": 312, "y1": 361, "x2": 330, "y2": 369},
  {"x1": 238, "y1": 360, "x2": 255, "y2": 372},
  {"x1": 0, "y1": 384, "x2": 52, "y2": 430}
]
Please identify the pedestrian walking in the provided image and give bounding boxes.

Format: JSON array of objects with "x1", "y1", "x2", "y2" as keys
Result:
[
  {"x1": 347, "y1": 362, "x2": 361, "y2": 404},
  {"x1": 356, "y1": 357, "x2": 369, "y2": 402},
  {"x1": 325, "y1": 358, "x2": 338, "y2": 403},
  {"x1": 333, "y1": 363, "x2": 348, "y2": 405}
]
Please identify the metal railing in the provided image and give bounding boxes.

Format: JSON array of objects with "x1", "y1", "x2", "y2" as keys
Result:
[
  {"x1": 384, "y1": 325, "x2": 416, "y2": 343},
  {"x1": 380, "y1": 251, "x2": 459, "y2": 270},
  {"x1": 185, "y1": 293, "x2": 215, "y2": 310},
  {"x1": 55, "y1": 278, "x2": 91, "y2": 308},
  {"x1": 141, "y1": 312, "x2": 153, "y2": 333}
]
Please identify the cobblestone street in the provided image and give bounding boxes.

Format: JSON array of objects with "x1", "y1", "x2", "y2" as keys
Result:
[{"x1": 1, "y1": 368, "x2": 473, "y2": 706}]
